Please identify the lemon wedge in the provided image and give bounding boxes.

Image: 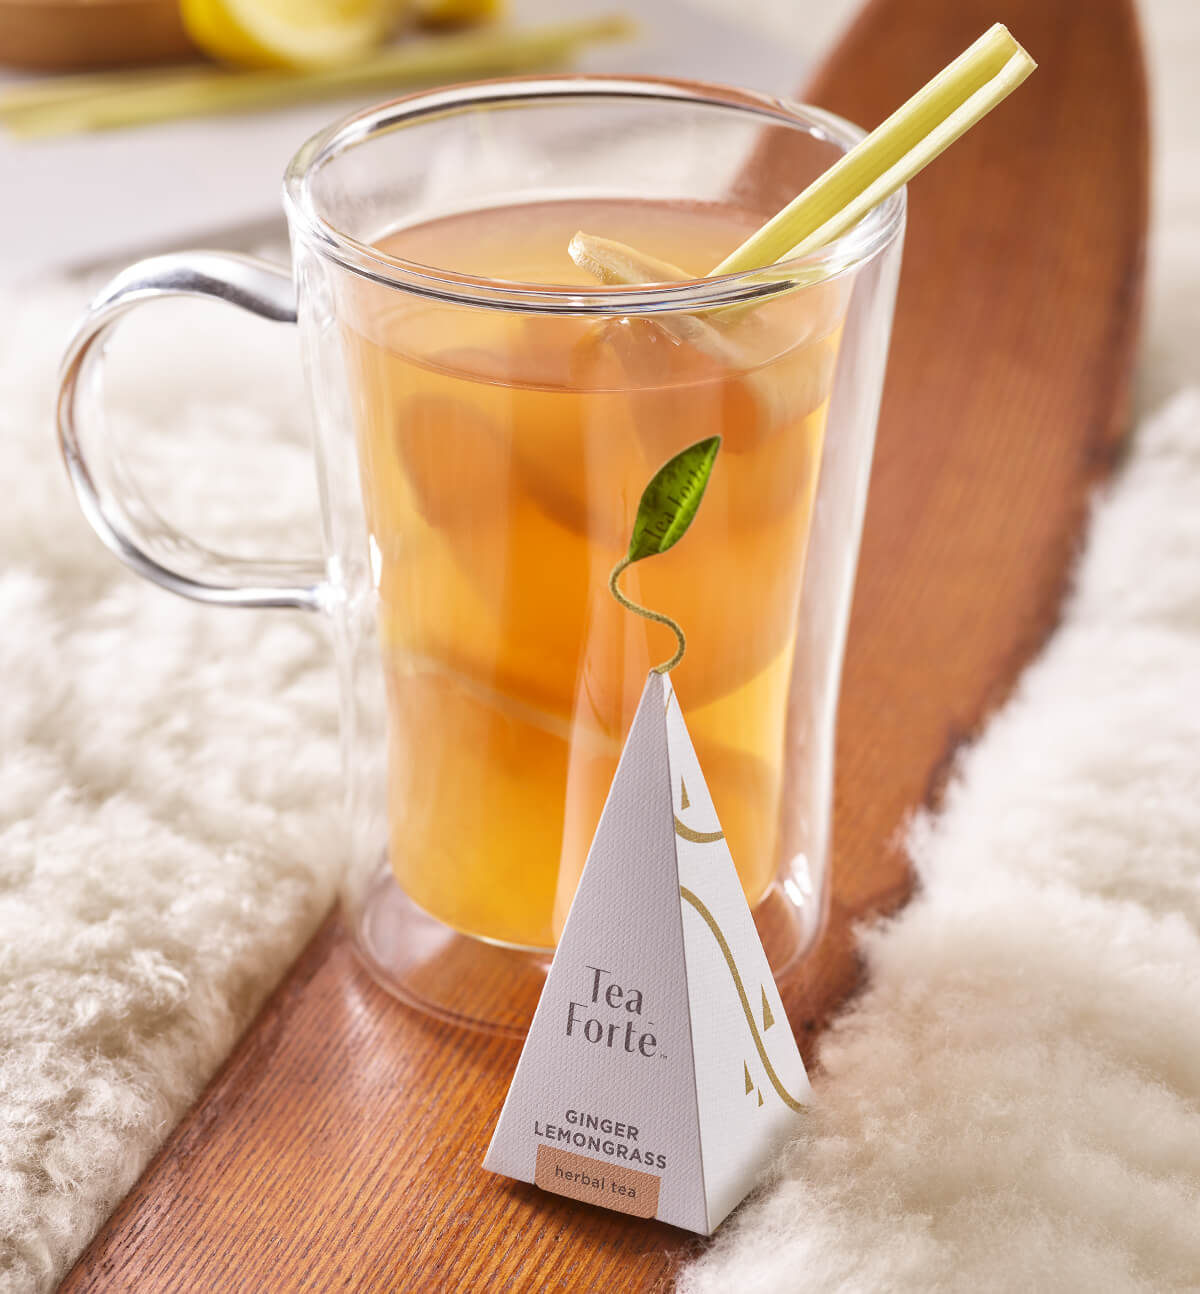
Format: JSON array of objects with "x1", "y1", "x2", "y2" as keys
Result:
[{"x1": 181, "y1": 0, "x2": 402, "y2": 70}]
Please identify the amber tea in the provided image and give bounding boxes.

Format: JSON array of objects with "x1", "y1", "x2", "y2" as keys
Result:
[{"x1": 342, "y1": 197, "x2": 845, "y2": 950}]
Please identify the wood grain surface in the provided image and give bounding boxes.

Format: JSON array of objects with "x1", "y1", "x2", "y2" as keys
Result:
[{"x1": 61, "y1": 0, "x2": 1149, "y2": 1288}]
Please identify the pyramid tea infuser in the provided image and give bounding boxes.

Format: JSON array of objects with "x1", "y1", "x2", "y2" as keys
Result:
[{"x1": 485, "y1": 439, "x2": 813, "y2": 1234}]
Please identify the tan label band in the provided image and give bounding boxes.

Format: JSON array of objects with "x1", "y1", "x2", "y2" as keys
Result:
[{"x1": 534, "y1": 1144, "x2": 661, "y2": 1220}]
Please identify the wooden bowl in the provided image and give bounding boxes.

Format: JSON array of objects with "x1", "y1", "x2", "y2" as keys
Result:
[{"x1": 0, "y1": 0, "x2": 198, "y2": 71}]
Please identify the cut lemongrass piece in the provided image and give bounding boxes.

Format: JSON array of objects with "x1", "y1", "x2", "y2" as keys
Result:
[
  {"x1": 569, "y1": 231, "x2": 757, "y2": 353},
  {"x1": 568, "y1": 230, "x2": 846, "y2": 342},
  {"x1": 567, "y1": 232, "x2": 691, "y2": 289},
  {"x1": 713, "y1": 22, "x2": 1035, "y2": 274},
  {"x1": 0, "y1": 17, "x2": 633, "y2": 138},
  {"x1": 567, "y1": 232, "x2": 738, "y2": 354},
  {"x1": 567, "y1": 232, "x2": 840, "y2": 429}
]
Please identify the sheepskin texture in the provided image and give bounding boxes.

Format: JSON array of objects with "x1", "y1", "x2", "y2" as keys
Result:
[
  {"x1": 677, "y1": 388, "x2": 1200, "y2": 1293},
  {"x1": 0, "y1": 287, "x2": 342, "y2": 1293}
]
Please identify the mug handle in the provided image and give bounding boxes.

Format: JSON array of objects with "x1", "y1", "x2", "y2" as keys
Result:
[{"x1": 56, "y1": 251, "x2": 327, "y2": 612}]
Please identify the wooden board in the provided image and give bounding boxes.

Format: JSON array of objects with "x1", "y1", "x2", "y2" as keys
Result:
[
  {"x1": 61, "y1": 0, "x2": 1148, "y2": 1288},
  {"x1": 0, "y1": 0, "x2": 194, "y2": 71}
]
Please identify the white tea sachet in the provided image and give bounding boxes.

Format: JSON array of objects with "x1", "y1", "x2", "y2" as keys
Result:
[{"x1": 485, "y1": 670, "x2": 811, "y2": 1234}]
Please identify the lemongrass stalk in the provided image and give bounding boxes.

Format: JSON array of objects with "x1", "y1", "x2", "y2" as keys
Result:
[
  {"x1": 712, "y1": 22, "x2": 1035, "y2": 274},
  {"x1": 0, "y1": 17, "x2": 633, "y2": 138},
  {"x1": 569, "y1": 22, "x2": 1034, "y2": 301},
  {"x1": 0, "y1": 63, "x2": 214, "y2": 113}
]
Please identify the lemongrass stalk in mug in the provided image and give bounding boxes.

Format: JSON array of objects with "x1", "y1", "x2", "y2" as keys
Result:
[{"x1": 570, "y1": 23, "x2": 1035, "y2": 292}]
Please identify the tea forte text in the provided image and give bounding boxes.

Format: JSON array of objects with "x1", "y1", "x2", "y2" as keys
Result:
[
  {"x1": 566, "y1": 965, "x2": 658, "y2": 1056},
  {"x1": 533, "y1": 1109, "x2": 668, "y2": 1170}
]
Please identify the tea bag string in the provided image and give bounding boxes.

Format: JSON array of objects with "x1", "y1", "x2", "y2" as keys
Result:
[{"x1": 608, "y1": 556, "x2": 686, "y2": 676}]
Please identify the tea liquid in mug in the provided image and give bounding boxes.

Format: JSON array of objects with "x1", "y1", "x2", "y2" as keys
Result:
[{"x1": 343, "y1": 198, "x2": 844, "y2": 950}]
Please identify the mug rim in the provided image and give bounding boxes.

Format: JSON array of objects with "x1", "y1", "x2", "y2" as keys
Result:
[{"x1": 282, "y1": 74, "x2": 906, "y2": 315}]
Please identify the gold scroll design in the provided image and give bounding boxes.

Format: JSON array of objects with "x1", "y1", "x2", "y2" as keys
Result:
[
  {"x1": 679, "y1": 886, "x2": 806, "y2": 1113},
  {"x1": 674, "y1": 816, "x2": 724, "y2": 844}
]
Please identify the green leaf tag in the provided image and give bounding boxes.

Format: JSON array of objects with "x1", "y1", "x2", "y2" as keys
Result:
[
  {"x1": 608, "y1": 437, "x2": 721, "y2": 674},
  {"x1": 626, "y1": 437, "x2": 721, "y2": 564}
]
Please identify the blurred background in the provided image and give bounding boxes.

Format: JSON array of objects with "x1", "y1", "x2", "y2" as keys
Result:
[{"x1": 0, "y1": 0, "x2": 862, "y2": 282}]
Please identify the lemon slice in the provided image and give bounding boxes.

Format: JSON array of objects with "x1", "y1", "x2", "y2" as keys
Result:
[{"x1": 181, "y1": 0, "x2": 401, "y2": 70}]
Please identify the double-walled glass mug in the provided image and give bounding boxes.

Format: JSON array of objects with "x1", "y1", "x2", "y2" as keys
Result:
[{"x1": 56, "y1": 78, "x2": 904, "y2": 1035}]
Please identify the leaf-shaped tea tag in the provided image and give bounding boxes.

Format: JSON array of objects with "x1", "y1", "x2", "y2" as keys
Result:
[
  {"x1": 610, "y1": 437, "x2": 721, "y2": 674},
  {"x1": 627, "y1": 437, "x2": 720, "y2": 563}
]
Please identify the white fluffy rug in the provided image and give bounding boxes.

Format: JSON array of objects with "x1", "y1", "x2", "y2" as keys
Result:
[
  {"x1": 1, "y1": 3, "x2": 1198, "y2": 1292},
  {"x1": 678, "y1": 390, "x2": 1200, "y2": 1293},
  {"x1": 0, "y1": 289, "x2": 341, "y2": 1293}
]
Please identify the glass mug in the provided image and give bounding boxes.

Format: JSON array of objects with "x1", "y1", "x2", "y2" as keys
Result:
[{"x1": 57, "y1": 78, "x2": 904, "y2": 1034}]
